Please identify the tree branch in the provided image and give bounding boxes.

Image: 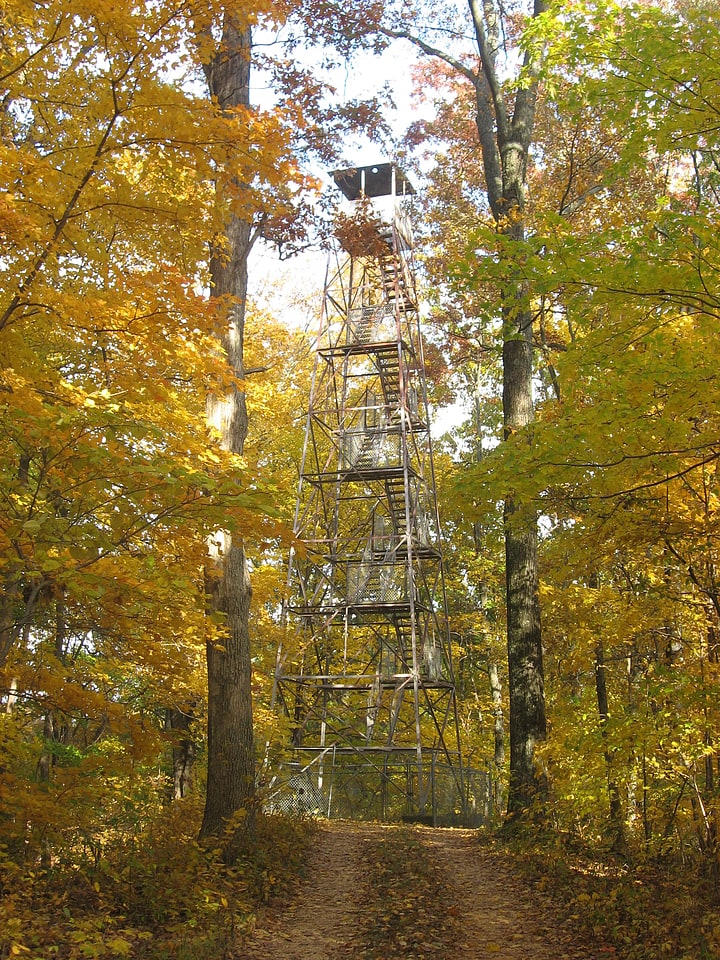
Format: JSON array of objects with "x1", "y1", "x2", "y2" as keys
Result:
[
  {"x1": 468, "y1": 0, "x2": 508, "y2": 138},
  {"x1": 382, "y1": 17, "x2": 505, "y2": 216},
  {"x1": 0, "y1": 108, "x2": 121, "y2": 334},
  {"x1": 382, "y1": 26, "x2": 478, "y2": 85}
]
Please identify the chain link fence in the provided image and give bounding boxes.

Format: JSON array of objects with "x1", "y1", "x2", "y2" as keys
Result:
[{"x1": 263, "y1": 756, "x2": 493, "y2": 827}]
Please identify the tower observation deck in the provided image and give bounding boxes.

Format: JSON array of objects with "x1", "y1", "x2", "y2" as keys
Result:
[{"x1": 270, "y1": 162, "x2": 466, "y2": 822}]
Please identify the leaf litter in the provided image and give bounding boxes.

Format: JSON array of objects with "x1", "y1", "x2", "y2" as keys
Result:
[{"x1": 237, "y1": 820, "x2": 602, "y2": 959}]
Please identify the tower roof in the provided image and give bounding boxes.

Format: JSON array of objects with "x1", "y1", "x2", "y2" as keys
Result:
[{"x1": 332, "y1": 162, "x2": 416, "y2": 201}]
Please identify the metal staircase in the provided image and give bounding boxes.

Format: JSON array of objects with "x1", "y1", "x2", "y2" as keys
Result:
[
  {"x1": 270, "y1": 163, "x2": 465, "y2": 823},
  {"x1": 378, "y1": 248, "x2": 415, "y2": 312}
]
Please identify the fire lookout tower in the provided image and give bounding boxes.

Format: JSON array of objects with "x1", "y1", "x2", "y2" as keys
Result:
[{"x1": 272, "y1": 162, "x2": 465, "y2": 822}]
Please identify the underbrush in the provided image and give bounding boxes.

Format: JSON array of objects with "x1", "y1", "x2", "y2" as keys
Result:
[
  {"x1": 495, "y1": 832, "x2": 720, "y2": 960},
  {"x1": 0, "y1": 801, "x2": 313, "y2": 960}
]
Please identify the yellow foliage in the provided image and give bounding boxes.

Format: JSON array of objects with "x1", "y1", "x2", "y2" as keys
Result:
[{"x1": 0, "y1": 0, "x2": 313, "y2": 914}]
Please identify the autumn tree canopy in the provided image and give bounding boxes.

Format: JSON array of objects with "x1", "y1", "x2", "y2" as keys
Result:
[{"x1": 2, "y1": 0, "x2": 720, "y2": 955}]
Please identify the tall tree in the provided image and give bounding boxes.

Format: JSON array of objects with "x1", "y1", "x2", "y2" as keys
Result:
[
  {"x1": 193, "y1": 1, "x2": 396, "y2": 850},
  {"x1": 385, "y1": 0, "x2": 549, "y2": 818},
  {"x1": 0, "y1": 0, "x2": 304, "y2": 857},
  {"x1": 458, "y1": 0, "x2": 720, "y2": 853},
  {"x1": 195, "y1": 10, "x2": 264, "y2": 852},
  {"x1": 0, "y1": 0, "x2": 286, "y2": 858}
]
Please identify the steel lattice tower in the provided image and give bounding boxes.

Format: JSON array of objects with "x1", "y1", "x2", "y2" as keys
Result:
[{"x1": 272, "y1": 163, "x2": 464, "y2": 822}]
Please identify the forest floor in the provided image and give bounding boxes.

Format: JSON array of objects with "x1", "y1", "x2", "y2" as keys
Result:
[{"x1": 238, "y1": 819, "x2": 605, "y2": 960}]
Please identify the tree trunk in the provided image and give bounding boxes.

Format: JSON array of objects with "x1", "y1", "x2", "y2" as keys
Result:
[
  {"x1": 165, "y1": 706, "x2": 196, "y2": 800},
  {"x1": 501, "y1": 282, "x2": 547, "y2": 817},
  {"x1": 197, "y1": 15, "x2": 257, "y2": 858},
  {"x1": 1, "y1": 455, "x2": 37, "y2": 668},
  {"x1": 0, "y1": 574, "x2": 23, "y2": 670},
  {"x1": 472, "y1": 373, "x2": 507, "y2": 814},
  {"x1": 487, "y1": 661, "x2": 506, "y2": 814},
  {"x1": 470, "y1": 5, "x2": 548, "y2": 818},
  {"x1": 595, "y1": 641, "x2": 625, "y2": 851},
  {"x1": 390, "y1": 1, "x2": 548, "y2": 821},
  {"x1": 202, "y1": 542, "x2": 255, "y2": 850}
]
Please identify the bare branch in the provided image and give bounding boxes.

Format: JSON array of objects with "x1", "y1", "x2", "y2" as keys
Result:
[{"x1": 382, "y1": 25, "x2": 478, "y2": 84}]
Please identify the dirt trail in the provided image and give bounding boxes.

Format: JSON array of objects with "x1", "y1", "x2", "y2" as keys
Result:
[
  {"x1": 418, "y1": 826, "x2": 584, "y2": 959},
  {"x1": 241, "y1": 820, "x2": 365, "y2": 959},
  {"x1": 239, "y1": 820, "x2": 587, "y2": 960}
]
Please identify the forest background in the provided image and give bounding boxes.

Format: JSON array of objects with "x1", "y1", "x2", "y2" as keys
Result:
[{"x1": 1, "y1": 0, "x2": 720, "y2": 957}]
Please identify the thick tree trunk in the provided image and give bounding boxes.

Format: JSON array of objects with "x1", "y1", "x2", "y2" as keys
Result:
[
  {"x1": 503, "y1": 499, "x2": 546, "y2": 814},
  {"x1": 202, "y1": 542, "x2": 255, "y2": 848},
  {"x1": 197, "y1": 16, "x2": 257, "y2": 857},
  {"x1": 502, "y1": 298, "x2": 547, "y2": 818}
]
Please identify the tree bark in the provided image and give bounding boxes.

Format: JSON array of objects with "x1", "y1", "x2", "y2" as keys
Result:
[
  {"x1": 471, "y1": 0, "x2": 548, "y2": 820},
  {"x1": 165, "y1": 706, "x2": 196, "y2": 800},
  {"x1": 197, "y1": 14, "x2": 257, "y2": 857},
  {"x1": 0, "y1": 571, "x2": 23, "y2": 670},
  {"x1": 595, "y1": 641, "x2": 625, "y2": 851},
  {"x1": 391, "y1": 0, "x2": 549, "y2": 818},
  {"x1": 487, "y1": 661, "x2": 506, "y2": 813},
  {"x1": 501, "y1": 272, "x2": 546, "y2": 816}
]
